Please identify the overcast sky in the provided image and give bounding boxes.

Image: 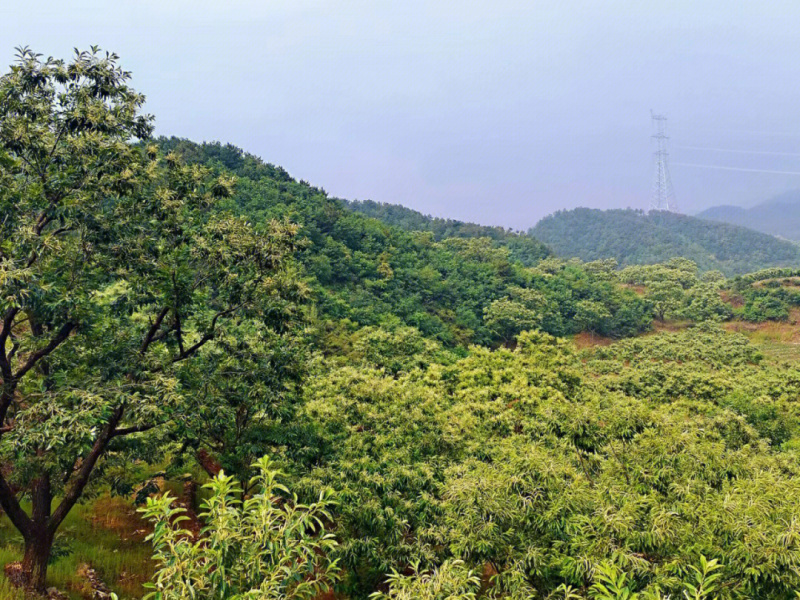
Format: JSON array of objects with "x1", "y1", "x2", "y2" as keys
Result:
[{"x1": 3, "y1": 1, "x2": 800, "y2": 228}]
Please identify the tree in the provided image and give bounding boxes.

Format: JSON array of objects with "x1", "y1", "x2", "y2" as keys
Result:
[
  {"x1": 574, "y1": 299, "x2": 612, "y2": 340},
  {"x1": 680, "y1": 282, "x2": 732, "y2": 322},
  {"x1": 646, "y1": 280, "x2": 684, "y2": 321},
  {"x1": 483, "y1": 286, "x2": 546, "y2": 344},
  {"x1": 171, "y1": 312, "x2": 311, "y2": 488},
  {"x1": 0, "y1": 48, "x2": 299, "y2": 590},
  {"x1": 141, "y1": 457, "x2": 339, "y2": 600}
]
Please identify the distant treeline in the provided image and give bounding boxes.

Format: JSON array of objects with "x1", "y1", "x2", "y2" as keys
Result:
[
  {"x1": 530, "y1": 207, "x2": 800, "y2": 275},
  {"x1": 346, "y1": 198, "x2": 551, "y2": 266}
]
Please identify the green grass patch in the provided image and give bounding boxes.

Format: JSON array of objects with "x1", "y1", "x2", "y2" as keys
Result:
[{"x1": 0, "y1": 495, "x2": 155, "y2": 600}]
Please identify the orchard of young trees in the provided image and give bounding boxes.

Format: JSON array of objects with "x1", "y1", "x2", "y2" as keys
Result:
[{"x1": 3, "y1": 48, "x2": 800, "y2": 600}]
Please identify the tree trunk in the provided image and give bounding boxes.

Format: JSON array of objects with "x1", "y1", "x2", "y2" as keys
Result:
[
  {"x1": 19, "y1": 475, "x2": 54, "y2": 592},
  {"x1": 21, "y1": 528, "x2": 53, "y2": 593}
]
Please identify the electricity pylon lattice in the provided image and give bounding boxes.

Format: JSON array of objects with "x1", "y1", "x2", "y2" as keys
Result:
[{"x1": 650, "y1": 111, "x2": 678, "y2": 212}]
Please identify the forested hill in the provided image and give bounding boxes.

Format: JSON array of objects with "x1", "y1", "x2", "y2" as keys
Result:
[
  {"x1": 531, "y1": 207, "x2": 800, "y2": 275},
  {"x1": 156, "y1": 138, "x2": 653, "y2": 345},
  {"x1": 697, "y1": 190, "x2": 800, "y2": 240},
  {"x1": 346, "y1": 199, "x2": 551, "y2": 266}
]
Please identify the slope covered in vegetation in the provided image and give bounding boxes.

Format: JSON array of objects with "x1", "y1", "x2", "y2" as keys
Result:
[
  {"x1": 531, "y1": 207, "x2": 800, "y2": 275},
  {"x1": 6, "y1": 48, "x2": 800, "y2": 600},
  {"x1": 698, "y1": 191, "x2": 800, "y2": 241},
  {"x1": 155, "y1": 138, "x2": 653, "y2": 345},
  {"x1": 346, "y1": 198, "x2": 551, "y2": 266}
]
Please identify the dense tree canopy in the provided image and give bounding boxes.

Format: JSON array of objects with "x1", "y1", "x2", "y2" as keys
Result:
[
  {"x1": 152, "y1": 138, "x2": 655, "y2": 346},
  {"x1": 0, "y1": 48, "x2": 303, "y2": 590},
  {"x1": 531, "y1": 208, "x2": 800, "y2": 275},
  {"x1": 4, "y1": 48, "x2": 800, "y2": 600},
  {"x1": 346, "y1": 199, "x2": 551, "y2": 267}
]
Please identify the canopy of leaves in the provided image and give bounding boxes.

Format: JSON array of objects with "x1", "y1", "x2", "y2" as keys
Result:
[
  {"x1": 346, "y1": 199, "x2": 551, "y2": 267},
  {"x1": 291, "y1": 326, "x2": 800, "y2": 599},
  {"x1": 141, "y1": 457, "x2": 339, "y2": 600},
  {"x1": 531, "y1": 208, "x2": 800, "y2": 276},
  {"x1": 151, "y1": 139, "x2": 654, "y2": 346}
]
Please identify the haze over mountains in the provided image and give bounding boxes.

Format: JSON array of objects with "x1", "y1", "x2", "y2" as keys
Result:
[
  {"x1": 344, "y1": 195, "x2": 800, "y2": 276},
  {"x1": 697, "y1": 191, "x2": 800, "y2": 241}
]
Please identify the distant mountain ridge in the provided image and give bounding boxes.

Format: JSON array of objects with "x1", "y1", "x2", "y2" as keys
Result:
[
  {"x1": 345, "y1": 199, "x2": 551, "y2": 266},
  {"x1": 530, "y1": 208, "x2": 800, "y2": 276},
  {"x1": 697, "y1": 191, "x2": 800, "y2": 240}
]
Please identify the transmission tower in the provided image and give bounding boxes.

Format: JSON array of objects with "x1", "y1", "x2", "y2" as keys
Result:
[{"x1": 650, "y1": 111, "x2": 678, "y2": 212}]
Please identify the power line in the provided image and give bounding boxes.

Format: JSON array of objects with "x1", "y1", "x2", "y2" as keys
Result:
[
  {"x1": 672, "y1": 162, "x2": 800, "y2": 176},
  {"x1": 670, "y1": 126, "x2": 800, "y2": 138},
  {"x1": 674, "y1": 144, "x2": 800, "y2": 157}
]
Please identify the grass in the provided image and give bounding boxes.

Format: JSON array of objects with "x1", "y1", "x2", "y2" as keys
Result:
[
  {"x1": 0, "y1": 494, "x2": 155, "y2": 600},
  {"x1": 571, "y1": 331, "x2": 615, "y2": 349},
  {"x1": 724, "y1": 308, "x2": 800, "y2": 363}
]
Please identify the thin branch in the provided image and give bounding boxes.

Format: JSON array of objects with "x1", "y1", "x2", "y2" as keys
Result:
[
  {"x1": 152, "y1": 303, "x2": 243, "y2": 372},
  {"x1": 49, "y1": 404, "x2": 124, "y2": 531},
  {"x1": 0, "y1": 307, "x2": 20, "y2": 374},
  {"x1": 111, "y1": 423, "x2": 156, "y2": 438},
  {"x1": 48, "y1": 225, "x2": 73, "y2": 238},
  {"x1": 13, "y1": 321, "x2": 76, "y2": 381},
  {"x1": 174, "y1": 311, "x2": 185, "y2": 355},
  {"x1": 172, "y1": 271, "x2": 185, "y2": 354},
  {"x1": 177, "y1": 304, "x2": 241, "y2": 360},
  {"x1": 0, "y1": 470, "x2": 32, "y2": 537},
  {"x1": 47, "y1": 123, "x2": 67, "y2": 162},
  {"x1": 139, "y1": 306, "x2": 169, "y2": 355}
]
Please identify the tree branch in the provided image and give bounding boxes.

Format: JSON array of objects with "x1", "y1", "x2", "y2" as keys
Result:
[
  {"x1": 0, "y1": 307, "x2": 20, "y2": 377},
  {"x1": 49, "y1": 404, "x2": 124, "y2": 531},
  {"x1": 13, "y1": 321, "x2": 76, "y2": 381},
  {"x1": 181, "y1": 304, "x2": 242, "y2": 361},
  {"x1": 110, "y1": 423, "x2": 156, "y2": 438},
  {"x1": 0, "y1": 470, "x2": 32, "y2": 537},
  {"x1": 151, "y1": 304, "x2": 242, "y2": 373},
  {"x1": 0, "y1": 309, "x2": 19, "y2": 426},
  {"x1": 140, "y1": 306, "x2": 169, "y2": 355}
]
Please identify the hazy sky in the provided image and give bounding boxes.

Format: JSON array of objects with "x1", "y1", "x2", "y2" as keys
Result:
[{"x1": 3, "y1": 1, "x2": 800, "y2": 228}]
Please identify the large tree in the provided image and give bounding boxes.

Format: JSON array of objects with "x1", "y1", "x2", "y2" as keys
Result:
[{"x1": 0, "y1": 47, "x2": 299, "y2": 590}]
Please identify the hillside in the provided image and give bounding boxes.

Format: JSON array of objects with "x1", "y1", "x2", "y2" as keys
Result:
[
  {"x1": 530, "y1": 207, "x2": 800, "y2": 275},
  {"x1": 698, "y1": 190, "x2": 800, "y2": 240},
  {"x1": 155, "y1": 139, "x2": 653, "y2": 345},
  {"x1": 10, "y1": 48, "x2": 800, "y2": 600},
  {"x1": 345, "y1": 199, "x2": 551, "y2": 266}
]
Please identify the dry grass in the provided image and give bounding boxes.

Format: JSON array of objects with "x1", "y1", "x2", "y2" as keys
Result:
[
  {"x1": 724, "y1": 308, "x2": 800, "y2": 362},
  {"x1": 651, "y1": 319, "x2": 692, "y2": 334},
  {"x1": 621, "y1": 283, "x2": 647, "y2": 296},
  {"x1": 572, "y1": 331, "x2": 615, "y2": 349},
  {"x1": 720, "y1": 290, "x2": 744, "y2": 308}
]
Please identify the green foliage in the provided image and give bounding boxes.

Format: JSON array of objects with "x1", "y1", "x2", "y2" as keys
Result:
[
  {"x1": 370, "y1": 560, "x2": 480, "y2": 600},
  {"x1": 679, "y1": 282, "x2": 732, "y2": 322},
  {"x1": 484, "y1": 286, "x2": 546, "y2": 343},
  {"x1": 742, "y1": 294, "x2": 790, "y2": 322},
  {"x1": 682, "y1": 556, "x2": 722, "y2": 600},
  {"x1": 7, "y1": 47, "x2": 800, "y2": 600},
  {"x1": 589, "y1": 563, "x2": 639, "y2": 600},
  {"x1": 155, "y1": 139, "x2": 653, "y2": 346},
  {"x1": 531, "y1": 208, "x2": 800, "y2": 275},
  {"x1": 0, "y1": 48, "x2": 303, "y2": 588},
  {"x1": 347, "y1": 199, "x2": 551, "y2": 267},
  {"x1": 141, "y1": 457, "x2": 339, "y2": 600},
  {"x1": 646, "y1": 280, "x2": 684, "y2": 321},
  {"x1": 296, "y1": 326, "x2": 800, "y2": 598}
]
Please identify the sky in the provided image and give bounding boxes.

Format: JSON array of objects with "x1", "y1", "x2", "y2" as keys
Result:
[{"x1": 2, "y1": 1, "x2": 800, "y2": 229}]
